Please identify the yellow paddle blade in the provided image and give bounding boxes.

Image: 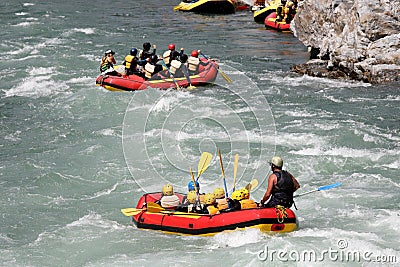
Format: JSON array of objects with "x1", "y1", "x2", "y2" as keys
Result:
[
  {"x1": 249, "y1": 179, "x2": 258, "y2": 190},
  {"x1": 245, "y1": 179, "x2": 258, "y2": 191},
  {"x1": 187, "y1": 84, "x2": 196, "y2": 90},
  {"x1": 233, "y1": 154, "x2": 238, "y2": 190},
  {"x1": 197, "y1": 152, "x2": 212, "y2": 178},
  {"x1": 218, "y1": 69, "x2": 232, "y2": 83},
  {"x1": 121, "y1": 208, "x2": 143, "y2": 216},
  {"x1": 147, "y1": 202, "x2": 165, "y2": 213}
]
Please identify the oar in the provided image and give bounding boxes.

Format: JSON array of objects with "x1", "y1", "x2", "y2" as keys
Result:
[
  {"x1": 183, "y1": 64, "x2": 196, "y2": 90},
  {"x1": 196, "y1": 152, "x2": 212, "y2": 182},
  {"x1": 233, "y1": 154, "x2": 238, "y2": 191},
  {"x1": 199, "y1": 51, "x2": 232, "y2": 83},
  {"x1": 160, "y1": 60, "x2": 181, "y2": 90},
  {"x1": 122, "y1": 202, "x2": 166, "y2": 216},
  {"x1": 121, "y1": 208, "x2": 144, "y2": 216},
  {"x1": 218, "y1": 148, "x2": 229, "y2": 198},
  {"x1": 189, "y1": 167, "x2": 198, "y2": 193},
  {"x1": 294, "y1": 182, "x2": 342, "y2": 198},
  {"x1": 147, "y1": 202, "x2": 168, "y2": 213},
  {"x1": 245, "y1": 179, "x2": 258, "y2": 192}
]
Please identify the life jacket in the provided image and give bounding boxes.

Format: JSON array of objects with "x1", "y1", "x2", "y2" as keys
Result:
[
  {"x1": 100, "y1": 57, "x2": 112, "y2": 72},
  {"x1": 144, "y1": 63, "x2": 155, "y2": 79},
  {"x1": 169, "y1": 60, "x2": 181, "y2": 75},
  {"x1": 188, "y1": 56, "x2": 200, "y2": 72},
  {"x1": 216, "y1": 198, "x2": 229, "y2": 210},
  {"x1": 140, "y1": 49, "x2": 154, "y2": 60},
  {"x1": 272, "y1": 170, "x2": 295, "y2": 204},
  {"x1": 124, "y1": 55, "x2": 134, "y2": 70},
  {"x1": 207, "y1": 204, "x2": 220, "y2": 215},
  {"x1": 240, "y1": 199, "x2": 257, "y2": 209},
  {"x1": 160, "y1": 195, "x2": 180, "y2": 209},
  {"x1": 163, "y1": 50, "x2": 172, "y2": 65}
]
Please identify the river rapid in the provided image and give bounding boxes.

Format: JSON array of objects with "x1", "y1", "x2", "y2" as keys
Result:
[{"x1": 1, "y1": 1, "x2": 399, "y2": 266}]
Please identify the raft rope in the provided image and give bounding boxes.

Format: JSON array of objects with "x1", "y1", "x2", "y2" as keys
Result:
[{"x1": 275, "y1": 205, "x2": 288, "y2": 223}]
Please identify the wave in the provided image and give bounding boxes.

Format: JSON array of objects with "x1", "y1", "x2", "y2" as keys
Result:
[{"x1": 3, "y1": 67, "x2": 70, "y2": 98}]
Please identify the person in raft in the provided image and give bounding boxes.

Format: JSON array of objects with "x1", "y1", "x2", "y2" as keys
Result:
[
  {"x1": 231, "y1": 188, "x2": 257, "y2": 210},
  {"x1": 99, "y1": 49, "x2": 118, "y2": 75},
  {"x1": 122, "y1": 47, "x2": 148, "y2": 76},
  {"x1": 139, "y1": 42, "x2": 157, "y2": 61},
  {"x1": 259, "y1": 156, "x2": 300, "y2": 208},
  {"x1": 159, "y1": 184, "x2": 180, "y2": 210},
  {"x1": 213, "y1": 187, "x2": 230, "y2": 211},
  {"x1": 186, "y1": 50, "x2": 210, "y2": 75},
  {"x1": 175, "y1": 190, "x2": 204, "y2": 213},
  {"x1": 198, "y1": 193, "x2": 220, "y2": 215},
  {"x1": 187, "y1": 180, "x2": 206, "y2": 203}
]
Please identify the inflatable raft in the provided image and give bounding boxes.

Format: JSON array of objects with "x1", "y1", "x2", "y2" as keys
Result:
[
  {"x1": 253, "y1": 0, "x2": 279, "y2": 23},
  {"x1": 174, "y1": 0, "x2": 235, "y2": 14},
  {"x1": 95, "y1": 59, "x2": 218, "y2": 91},
  {"x1": 126, "y1": 192, "x2": 298, "y2": 236},
  {"x1": 264, "y1": 12, "x2": 291, "y2": 32}
]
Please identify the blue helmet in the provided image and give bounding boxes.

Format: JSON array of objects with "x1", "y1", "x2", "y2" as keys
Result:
[
  {"x1": 188, "y1": 181, "x2": 200, "y2": 191},
  {"x1": 130, "y1": 47, "x2": 138, "y2": 56}
]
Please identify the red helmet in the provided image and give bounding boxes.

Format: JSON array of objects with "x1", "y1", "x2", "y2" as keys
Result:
[
  {"x1": 168, "y1": 43, "x2": 175, "y2": 50},
  {"x1": 191, "y1": 50, "x2": 199, "y2": 57}
]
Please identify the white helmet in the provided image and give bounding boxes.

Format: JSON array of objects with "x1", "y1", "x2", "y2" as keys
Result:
[{"x1": 269, "y1": 156, "x2": 283, "y2": 168}]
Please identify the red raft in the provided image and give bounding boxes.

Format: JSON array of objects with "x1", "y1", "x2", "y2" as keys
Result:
[
  {"x1": 129, "y1": 192, "x2": 298, "y2": 236},
  {"x1": 264, "y1": 12, "x2": 292, "y2": 32},
  {"x1": 95, "y1": 59, "x2": 218, "y2": 91}
]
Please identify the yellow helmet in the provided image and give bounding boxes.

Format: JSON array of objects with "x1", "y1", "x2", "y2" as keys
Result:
[
  {"x1": 162, "y1": 184, "x2": 174, "y2": 196},
  {"x1": 213, "y1": 187, "x2": 225, "y2": 199},
  {"x1": 204, "y1": 193, "x2": 216, "y2": 205},
  {"x1": 187, "y1": 190, "x2": 197, "y2": 203},
  {"x1": 231, "y1": 189, "x2": 244, "y2": 201},
  {"x1": 241, "y1": 188, "x2": 249, "y2": 199}
]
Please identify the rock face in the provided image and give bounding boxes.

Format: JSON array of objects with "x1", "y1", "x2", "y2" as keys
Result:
[{"x1": 291, "y1": 0, "x2": 400, "y2": 83}]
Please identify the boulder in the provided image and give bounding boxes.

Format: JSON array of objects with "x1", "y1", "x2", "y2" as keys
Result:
[{"x1": 291, "y1": 0, "x2": 400, "y2": 83}]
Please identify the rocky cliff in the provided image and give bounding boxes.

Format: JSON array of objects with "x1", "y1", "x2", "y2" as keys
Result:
[{"x1": 291, "y1": 0, "x2": 400, "y2": 84}]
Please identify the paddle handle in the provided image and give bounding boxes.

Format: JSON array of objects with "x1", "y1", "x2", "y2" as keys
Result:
[
  {"x1": 294, "y1": 182, "x2": 342, "y2": 198},
  {"x1": 160, "y1": 60, "x2": 181, "y2": 90},
  {"x1": 293, "y1": 189, "x2": 318, "y2": 198},
  {"x1": 218, "y1": 149, "x2": 230, "y2": 199}
]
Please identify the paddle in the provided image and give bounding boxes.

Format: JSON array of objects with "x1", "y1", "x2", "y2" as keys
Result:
[
  {"x1": 121, "y1": 208, "x2": 144, "y2": 216},
  {"x1": 218, "y1": 148, "x2": 229, "y2": 198},
  {"x1": 196, "y1": 152, "x2": 212, "y2": 182},
  {"x1": 294, "y1": 182, "x2": 342, "y2": 198},
  {"x1": 147, "y1": 202, "x2": 168, "y2": 213},
  {"x1": 245, "y1": 178, "x2": 258, "y2": 192},
  {"x1": 233, "y1": 154, "x2": 238, "y2": 192},
  {"x1": 199, "y1": 51, "x2": 232, "y2": 83},
  {"x1": 182, "y1": 64, "x2": 196, "y2": 90},
  {"x1": 160, "y1": 60, "x2": 181, "y2": 90}
]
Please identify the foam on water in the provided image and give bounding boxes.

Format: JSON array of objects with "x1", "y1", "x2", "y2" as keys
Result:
[
  {"x1": 1, "y1": 0, "x2": 399, "y2": 266},
  {"x1": 261, "y1": 71, "x2": 372, "y2": 88},
  {"x1": 211, "y1": 228, "x2": 266, "y2": 248},
  {"x1": 4, "y1": 67, "x2": 72, "y2": 98}
]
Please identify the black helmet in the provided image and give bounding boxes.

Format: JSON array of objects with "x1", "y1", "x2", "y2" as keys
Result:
[
  {"x1": 143, "y1": 42, "x2": 151, "y2": 51},
  {"x1": 180, "y1": 54, "x2": 188, "y2": 63},
  {"x1": 130, "y1": 47, "x2": 138, "y2": 56}
]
